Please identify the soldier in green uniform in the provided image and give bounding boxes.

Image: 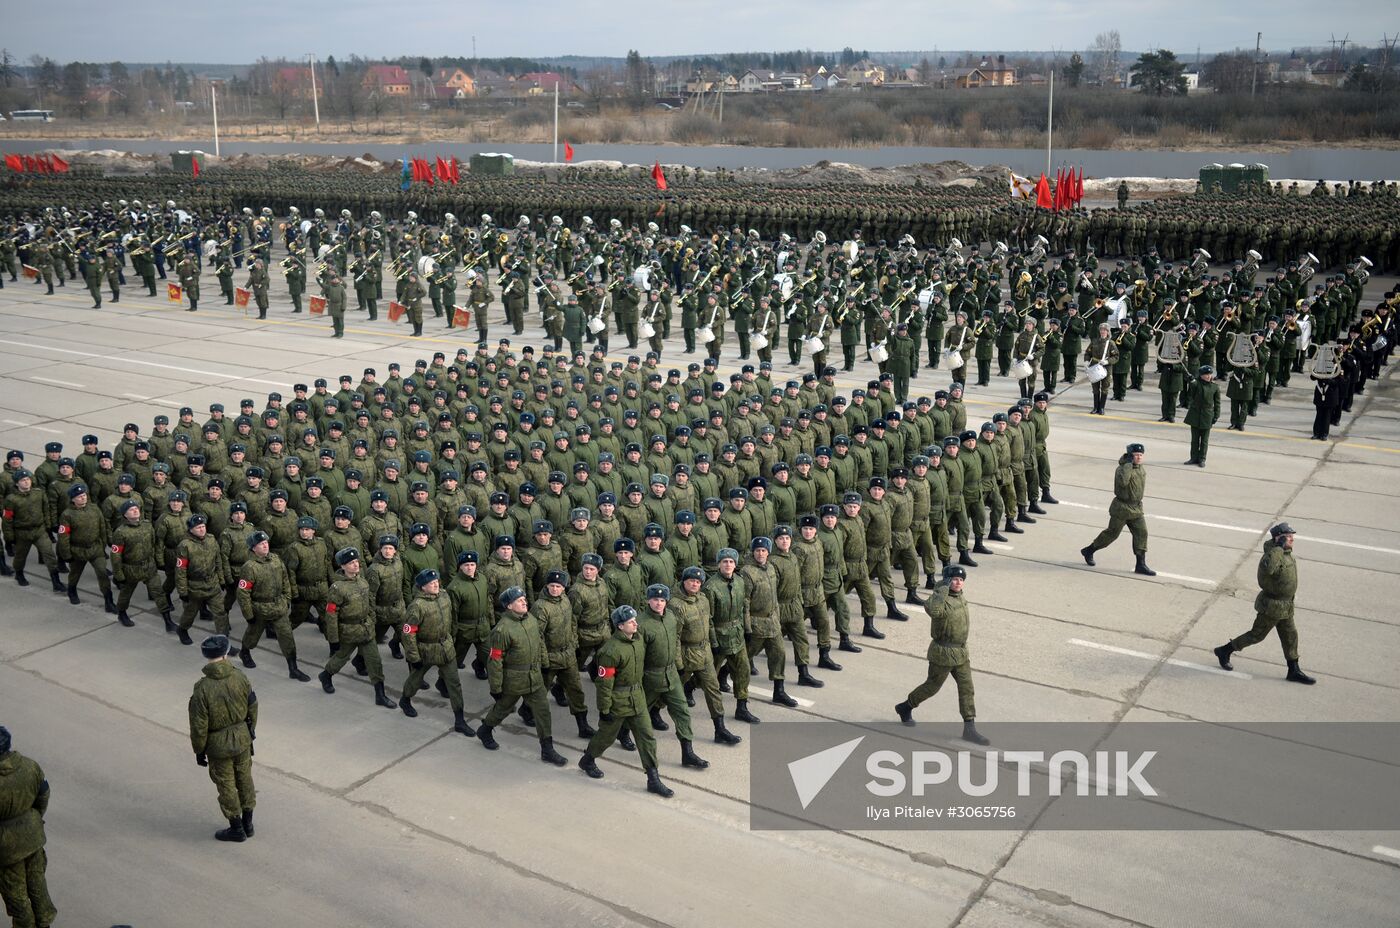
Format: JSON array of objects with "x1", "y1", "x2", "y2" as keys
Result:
[
  {"x1": 639, "y1": 583, "x2": 710, "y2": 768},
  {"x1": 234, "y1": 530, "x2": 309, "y2": 678},
  {"x1": 478, "y1": 586, "x2": 567, "y2": 765},
  {"x1": 671, "y1": 565, "x2": 743, "y2": 745},
  {"x1": 188, "y1": 634, "x2": 258, "y2": 842},
  {"x1": 246, "y1": 259, "x2": 270, "y2": 319},
  {"x1": 533, "y1": 568, "x2": 595, "y2": 739},
  {"x1": 400, "y1": 568, "x2": 477, "y2": 737},
  {"x1": 56, "y1": 484, "x2": 115, "y2": 613},
  {"x1": 174, "y1": 513, "x2": 236, "y2": 647},
  {"x1": 772, "y1": 526, "x2": 826, "y2": 686},
  {"x1": 403, "y1": 271, "x2": 428, "y2": 337},
  {"x1": 577, "y1": 605, "x2": 675, "y2": 797},
  {"x1": 1184, "y1": 364, "x2": 1220, "y2": 466},
  {"x1": 1214, "y1": 523, "x2": 1316, "y2": 685},
  {"x1": 0, "y1": 725, "x2": 57, "y2": 928},
  {"x1": 284, "y1": 247, "x2": 306, "y2": 313},
  {"x1": 1080, "y1": 443, "x2": 1155, "y2": 576},
  {"x1": 325, "y1": 272, "x2": 347, "y2": 338},
  {"x1": 894, "y1": 565, "x2": 989, "y2": 744},
  {"x1": 317, "y1": 546, "x2": 398, "y2": 707},
  {"x1": 177, "y1": 254, "x2": 200, "y2": 311},
  {"x1": 82, "y1": 250, "x2": 103, "y2": 308},
  {"x1": 109, "y1": 498, "x2": 162, "y2": 627}
]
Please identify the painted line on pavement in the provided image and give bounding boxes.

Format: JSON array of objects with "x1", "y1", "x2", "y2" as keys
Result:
[
  {"x1": 3, "y1": 419, "x2": 31, "y2": 428},
  {"x1": 986, "y1": 543, "x2": 1015, "y2": 551},
  {"x1": 30, "y1": 375, "x2": 85, "y2": 388},
  {"x1": 0, "y1": 338, "x2": 287, "y2": 386},
  {"x1": 1068, "y1": 638, "x2": 1251, "y2": 679},
  {"x1": 1060, "y1": 499, "x2": 1400, "y2": 557},
  {"x1": 122, "y1": 393, "x2": 150, "y2": 400},
  {"x1": 1151, "y1": 571, "x2": 1216, "y2": 587},
  {"x1": 1372, "y1": 845, "x2": 1400, "y2": 862},
  {"x1": 746, "y1": 686, "x2": 816, "y2": 708}
]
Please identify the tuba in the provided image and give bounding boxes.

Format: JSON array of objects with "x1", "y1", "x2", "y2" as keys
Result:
[
  {"x1": 1190, "y1": 248, "x2": 1211, "y2": 277},
  {"x1": 1297, "y1": 251, "x2": 1319, "y2": 284},
  {"x1": 1026, "y1": 234, "x2": 1048, "y2": 266}
]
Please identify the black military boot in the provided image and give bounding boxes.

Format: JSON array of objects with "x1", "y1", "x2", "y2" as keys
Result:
[
  {"x1": 1001, "y1": 518, "x2": 1022, "y2": 536},
  {"x1": 519, "y1": 703, "x2": 536, "y2": 727},
  {"x1": 476, "y1": 724, "x2": 498, "y2": 750},
  {"x1": 1016, "y1": 506, "x2": 1037, "y2": 524},
  {"x1": 351, "y1": 653, "x2": 367, "y2": 675},
  {"x1": 435, "y1": 676, "x2": 449, "y2": 698},
  {"x1": 103, "y1": 588, "x2": 118, "y2": 614},
  {"x1": 717, "y1": 664, "x2": 731, "y2": 693},
  {"x1": 241, "y1": 808, "x2": 254, "y2": 838},
  {"x1": 862, "y1": 616, "x2": 885, "y2": 639},
  {"x1": 215, "y1": 816, "x2": 247, "y2": 842},
  {"x1": 540, "y1": 737, "x2": 567, "y2": 766},
  {"x1": 1213, "y1": 643, "x2": 1236, "y2": 670},
  {"x1": 748, "y1": 657, "x2": 758, "y2": 675},
  {"x1": 958, "y1": 549, "x2": 979, "y2": 568},
  {"x1": 318, "y1": 669, "x2": 335, "y2": 693},
  {"x1": 67, "y1": 582, "x2": 80, "y2": 605},
  {"x1": 838, "y1": 633, "x2": 862, "y2": 653},
  {"x1": 388, "y1": 640, "x2": 403, "y2": 660},
  {"x1": 117, "y1": 609, "x2": 135, "y2": 628},
  {"x1": 13, "y1": 569, "x2": 26, "y2": 586},
  {"x1": 771, "y1": 680, "x2": 799, "y2": 707},
  {"x1": 575, "y1": 712, "x2": 596, "y2": 738},
  {"x1": 649, "y1": 707, "x2": 669, "y2": 731},
  {"x1": 884, "y1": 598, "x2": 908, "y2": 621},
  {"x1": 1134, "y1": 553, "x2": 1156, "y2": 577},
  {"x1": 578, "y1": 752, "x2": 605, "y2": 779},
  {"x1": 1029, "y1": 500, "x2": 1048, "y2": 515},
  {"x1": 962, "y1": 719, "x2": 991, "y2": 745},
  {"x1": 712, "y1": 715, "x2": 742, "y2": 745},
  {"x1": 373, "y1": 682, "x2": 395, "y2": 708},
  {"x1": 1285, "y1": 660, "x2": 1316, "y2": 685},
  {"x1": 904, "y1": 588, "x2": 924, "y2": 606},
  {"x1": 177, "y1": 627, "x2": 193, "y2": 645},
  {"x1": 817, "y1": 647, "x2": 843, "y2": 671},
  {"x1": 286, "y1": 656, "x2": 310, "y2": 682},
  {"x1": 0, "y1": 551, "x2": 11, "y2": 577},
  {"x1": 895, "y1": 701, "x2": 915, "y2": 726},
  {"x1": 399, "y1": 695, "x2": 418, "y2": 718},
  {"x1": 240, "y1": 648, "x2": 256, "y2": 668},
  {"x1": 617, "y1": 728, "x2": 635, "y2": 750},
  {"x1": 162, "y1": 609, "x2": 178, "y2": 630},
  {"x1": 1080, "y1": 545, "x2": 1096, "y2": 566},
  {"x1": 734, "y1": 698, "x2": 761, "y2": 724},
  {"x1": 550, "y1": 681, "x2": 567, "y2": 707},
  {"x1": 50, "y1": 571, "x2": 63, "y2": 592},
  {"x1": 973, "y1": 535, "x2": 993, "y2": 555},
  {"x1": 645, "y1": 768, "x2": 674, "y2": 798},
  {"x1": 796, "y1": 664, "x2": 824, "y2": 687},
  {"x1": 471, "y1": 657, "x2": 487, "y2": 680},
  {"x1": 683, "y1": 680, "x2": 696, "y2": 706},
  {"x1": 680, "y1": 739, "x2": 709, "y2": 769}
]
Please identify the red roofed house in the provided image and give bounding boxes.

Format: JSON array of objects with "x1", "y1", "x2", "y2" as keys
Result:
[
  {"x1": 434, "y1": 67, "x2": 476, "y2": 96},
  {"x1": 275, "y1": 66, "x2": 316, "y2": 99},
  {"x1": 363, "y1": 64, "x2": 412, "y2": 96},
  {"x1": 516, "y1": 71, "x2": 566, "y2": 95}
]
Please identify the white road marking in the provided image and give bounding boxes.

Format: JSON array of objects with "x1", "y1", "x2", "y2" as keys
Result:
[
  {"x1": 1059, "y1": 499, "x2": 1400, "y2": 556},
  {"x1": 31, "y1": 426, "x2": 62, "y2": 434},
  {"x1": 1372, "y1": 845, "x2": 1400, "y2": 862},
  {"x1": 121, "y1": 393, "x2": 150, "y2": 400},
  {"x1": 29, "y1": 375, "x2": 85, "y2": 388},
  {"x1": 3, "y1": 419, "x2": 31, "y2": 427},
  {"x1": 1067, "y1": 638, "x2": 1251, "y2": 679},
  {"x1": 746, "y1": 686, "x2": 816, "y2": 708},
  {"x1": 0, "y1": 339, "x2": 286, "y2": 386},
  {"x1": 1149, "y1": 571, "x2": 1216, "y2": 587},
  {"x1": 986, "y1": 543, "x2": 1015, "y2": 551}
]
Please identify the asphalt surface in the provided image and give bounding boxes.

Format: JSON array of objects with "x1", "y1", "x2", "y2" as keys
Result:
[{"x1": 1, "y1": 261, "x2": 1397, "y2": 928}]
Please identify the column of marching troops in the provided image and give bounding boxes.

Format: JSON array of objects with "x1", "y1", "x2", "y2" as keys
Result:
[{"x1": 0, "y1": 179, "x2": 1393, "y2": 857}]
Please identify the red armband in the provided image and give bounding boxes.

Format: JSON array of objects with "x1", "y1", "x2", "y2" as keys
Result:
[
  {"x1": 596, "y1": 665, "x2": 616, "y2": 678},
  {"x1": 325, "y1": 601, "x2": 337, "y2": 613},
  {"x1": 109, "y1": 544, "x2": 124, "y2": 555},
  {"x1": 488, "y1": 647, "x2": 504, "y2": 661},
  {"x1": 2, "y1": 508, "x2": 13, "y2": 520},
  {"x1": 237, "y1": 578, "x2": 253, "y2": 590},
  {"x1": 176, "y1": 556, "x2": 189, "y2": 569},
  {"x1": 402, "y1": 623, "x2": 419, "y2": 635},
  {"x1": 57, "y1": 523, "x2": 70, "y2": 535}
]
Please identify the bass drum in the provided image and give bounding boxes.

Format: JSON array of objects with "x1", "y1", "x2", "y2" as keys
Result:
[
  {"x1": 805, "y1": 336, "x2": 825, "y2": 354},
  {"x1": 587, "y1": 316, "x2": 607, "y2": 334},
  {"x1": 639, "y1": 321, "x2": 656, "y2": 339},
  {"x1": 1086, "y1": 363, "x2": 1108, "y2": 383},
  {"x1": 417, "y1": 255, "x2": 437, "y2": 277},
  {"x1": 751, "y1": 332, "x2": 769, "y2": 351},
  {"x1": 869, "y1": 343, "x2": 889, "y2": 364},
  {"x1": 1011, "y1": 359, "x2": 1034, "y2": 380},
  {"x1": 941, "y1": 349, "x2": 964, "y2": 370},
  {"x1": 697, "y1": 325, "x2": 716, "y2": 344}
]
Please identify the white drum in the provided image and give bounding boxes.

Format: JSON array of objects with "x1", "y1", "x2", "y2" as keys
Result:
[
  {"x1": 752, "y1": 333, "x2": 769, "y2": 350},
  {"x1": 805, "y1": 336, "x2": 825, "y2": 354},
  {"x1": 640, "y1": 321, "x2": 656, "y2": 339},
  {"x1": 1011, "y1": 359, "x2": 1034, "y2": 380},
  {"x1": 941, "y1": 349, "x2": 964, "y2": 369},
  {"x1": 869, "y1": 343, "x2": 889, "y2": 364},
  {"x1": 698, "y1": 326, "x2": 716, "y2": 344},
  {"x1": 1086, "y1": 363, "x2": 1108, "y2": 383},
  {"x1": 587, "y1": 316, "x2": 607, "y2": 334}
]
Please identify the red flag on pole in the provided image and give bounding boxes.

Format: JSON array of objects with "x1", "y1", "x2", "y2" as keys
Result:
[
  {"x1": 191, "y1": 156, "x2": 199, "y2": 177},
  {"x1": 564, "y1": 142, "x2": 574, "y2": 163},
  {"x1": 22, "y1": 155, "x2": 36, "y2": 172},
  {"x1": 50, "y1": 154, "x2": 69, "y2": 173},
  {"x1": 3, "y1": 154, "x2": 22, "y2": 172},
  {"x1": 651, "y1": 161, "x2": 667, "y2": 191},
  {"x1": 1075, "y1": 167, "x2": 1085, "y2": 205},
  {"x1": 1035, "y1": 173, "x2": 1053, "y2": 210},
  {"x1": 436, "y1": 156, "x2": 449, "y2": 180},
  {"x1": 449, "y1": 157, "x2": 460, "y2": 183}
]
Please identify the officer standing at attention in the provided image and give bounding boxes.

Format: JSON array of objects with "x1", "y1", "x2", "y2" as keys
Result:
[
  {"x1": 188, "y1": 634, "x2": 258, "y2": 843},
  {"x1": 0, "y1": 725, "x2": 56, "y2": 928},
  {"x1": 1214, "y1": 523, "x2": 1316, "y2": 684},
  {"x1": 894, "y1": 565, "x2": 990, "y2": 745},
  {"x1": 577, "y1": 605, "x2": 675, "y2": 798},
  {"x1": 1080, "y1": 442, "x2": 1155, "y2": 577}
]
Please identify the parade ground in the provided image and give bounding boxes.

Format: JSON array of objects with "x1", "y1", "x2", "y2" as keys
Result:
[{"x1": 1, "y1": 270, "x2": 1398, "y2": 928}]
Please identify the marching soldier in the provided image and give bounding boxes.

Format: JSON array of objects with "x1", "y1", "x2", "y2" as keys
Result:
[
  {"x1": 399, "y1": 568, "x2": 477, "y2": 737},
  {"x1": 478, "y1": 586, "x2": 567, "y2": 765},
  {"x1": 0, "y1": 725, "x2": 57, "y2": 928},
  {"x1": 188, "y1": 633, "x2": 258, "y2": 842},
  {"x1": 639, "y1": 583, "x2": 710, "y2": 769},
  {"x1": 1080, "y1": 442, "x2": 1155, "y2": 576},
  {"x1": 109, "y1": 498, "x2": 162, "y2": 627},
  {"x1": 1184, "y1": 365, "x2": 1220, "y2": 466},
  {"x1": 235, "y1": 530, "x2": 303, "y2": 677},
  {"x1": 1214, "y1": 523, "x2": 1316, "y2": 684},
  {"x1": 894, "y1": 565, "x2": 990, "y2": 744}
]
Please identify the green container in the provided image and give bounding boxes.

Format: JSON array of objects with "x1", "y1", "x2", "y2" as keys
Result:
[
  {"x1": 170, "y1": 151, "x2": 203, "y2": 174},
  {"x1": 470, "y1": 153, "x2": 515, "y2": 176}
]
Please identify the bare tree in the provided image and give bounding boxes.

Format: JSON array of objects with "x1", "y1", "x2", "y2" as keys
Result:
[{"x1": 1089, "y1": 30, "x2": 1122, "y2": 84}]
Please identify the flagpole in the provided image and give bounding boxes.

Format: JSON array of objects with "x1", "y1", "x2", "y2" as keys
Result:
[
  {"x1": 211, "y1": 84, "x2": 220, "y2": 158},
  {"x1": 308, "y1": 53, "x2": 321, "y2": 130},
  {"x1": 1045, "y1": 68, "x2": 1053, "y2": 179},
  {"x1": 553, "y1": 81, "x2": 559, "y2": 164}
]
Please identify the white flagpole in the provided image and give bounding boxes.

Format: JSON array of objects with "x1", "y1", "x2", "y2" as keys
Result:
[
  {"x1": 211, "y1": 84, "x2": 220, "y2": 157},
  {"x1": 1046, "y1": 68, "x2": 1054, "y2": 178},
  {"x1": 553, "y1": 81, "x2": 559, "y2": 164}
]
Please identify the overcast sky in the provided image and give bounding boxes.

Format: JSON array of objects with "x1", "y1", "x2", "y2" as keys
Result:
[{"x1": 9, "y1": 0, "x2": 1386, "y2": 64}]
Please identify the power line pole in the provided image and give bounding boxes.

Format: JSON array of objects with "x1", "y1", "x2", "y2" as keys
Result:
[
  {"x1": 1252, "y1": 32, "x2": 1262, "y2": 98},
  {"x1": 308, "y1": 53, "x2": 320, "y2": 129}
]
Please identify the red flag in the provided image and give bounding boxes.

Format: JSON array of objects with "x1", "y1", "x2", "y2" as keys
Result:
[
  {"x1": 449, "y1": 157, "x2": 460, "y2": 183},
  {"x1": 191, "y1": 156, "x2": 199, "y2": 177},
  {"x1": 1035, "y1": 173, "x2": 1053, "y2": 209},
  {"x1": 3, "y1": 154, "x2": 22, "y2": 172},
  {"x1": 50, "y1": 153, "x2": 69, "y2": 173},
  {"x1": 309, "y1": 295, "x2": 326, "y2": 315},
  {"x1": 651, "y1": 161, "x2": 667, "y2": 191},
  {"x1": 564, "y1": 142, "x2": 574, "y2": 163},
  {"x1": 1055, "y1": 168, "x2": 1067, "y2": 211},
  {"x1": 22, "y1": 155, "x2": 36, "y2": 172},
  {"x1": 422, "y1": 157, "x2": 434, "y2": 185},
  {"x1": 1075, "y1": 168, "x2": 1085, "y2": 205},
  {"x1": 436, "y1": 156, "x2": 449, "y2": 180}
]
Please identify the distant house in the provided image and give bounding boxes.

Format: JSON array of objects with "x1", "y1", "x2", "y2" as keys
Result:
[
  {"x1": 685, "y1": 72, "x2": 737, "y2": 94},
  {"x1": 776, "y1": 72, "x2": 808, "y2": 89},
  {"x1": 274, "y1": 66, "x2": 316, "y2": 99},
  {"x1": 363, "y1": 64, "x2": 411, "y2": 96},
  {"x1": 970, "y1": 55, "x2": 1017, "y2": 86},
  {"x1": 1182, "y1": 71, "x2": 1200, "y2": 92},
  {"x1": 844, "y1": 62, "x2": 887, "y2": 86},
  {"x1": 810, "y1": 72, "x2": 845, "y2": 91},
  {"x1": 1277, "y1": 59, "x2": 1312, "y2": 83},
  {"x1": 517, "y1": 71, "x2": 567, "y2": 95},
  {"x1": 1309, "y1": 60, "x2": 1348, "y2": 87},
  {"x1": 434, "y1": 67, "x2": 476, "y2": 96},
  {"x1": 739, "y1": 70, "x2": 767, "y2": 93}
]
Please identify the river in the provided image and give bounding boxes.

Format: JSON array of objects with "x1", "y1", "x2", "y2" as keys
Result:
[{"x1": 0, "y1": 137, "x2": 1396, "y2": 180}]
